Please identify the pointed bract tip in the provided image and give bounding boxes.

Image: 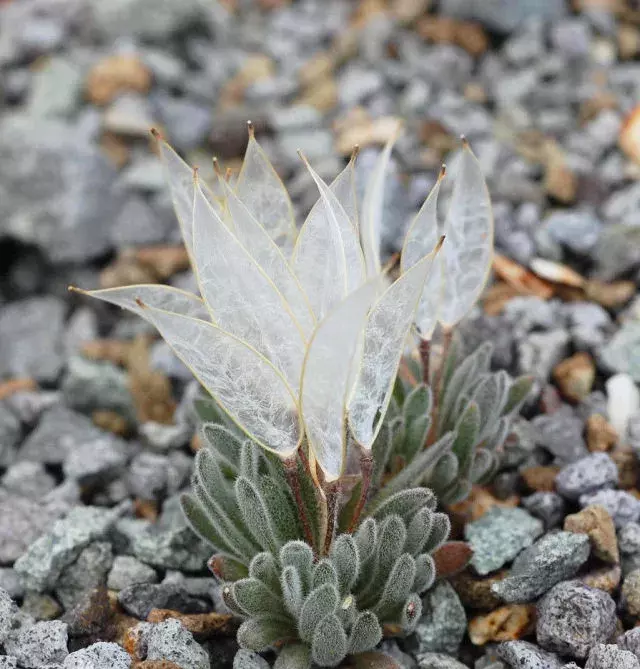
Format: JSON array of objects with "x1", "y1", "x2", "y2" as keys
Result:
[
  {"x1": 297, "y1": 149, "x2": 309, "y2": 166},
  {"x1": 247, "y1": 120, "x2": 255, "y2": 137},
  {"x1": 224, "y1": 167, "x2": 233, "y2": 182},
  {"x1": 435, "y1": 235, "x2": 446, "y2": 253},
  {"x1": 212, "y1": 157, "x2": 223, "y2": 177},
  {"x1": 135, "y1": 298, "x2": 147, "y2": 309},
  {"x1": 150, "y1": 127, "x2": 161, "y2": 139},
  {"x1": 349, "y1": 144, "x2": 360, "y2": 163},
  {"x1": 460, "y1": 134, "x2": 469, "y2": 148},
  {"x1": 68, "y1": 285, "x2": 89, "y2": 296},
  {"x1": 438, "y1": 164, "x2": 447, "y2": 180},
  {"x1": 192, "y1": 166, "x2": 200, "y2": 185}
]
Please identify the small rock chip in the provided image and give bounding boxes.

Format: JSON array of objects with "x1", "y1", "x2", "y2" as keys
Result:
[
  {"x1": 586, "y1": 415, "x2": 618, "y2": 452},
  {"x1": 497, "y1": 640, "x2": 564, "y2": 669},
  {"x1": 234, "y1": 650, "x2": 270, "y2": 669},
  {"x1": 55, "y1": 542, "x2": 114, "y2": 610},
  {"x1": 63, "y1": 641, "x2": 131, "y2": 668},
  {"x1": 555, "y1": 453, "x2": 618, "y2": 501},
  {"x1": 522, "y1": 492, "x2": 565, "y2": 529},
  {"x1": 414, "y1": 581, "x2": 466, "y2": 655},
  {"x1": 61, "y1": 587, "x2": 116, "y2": 643},
  {"x1": 585, "y1": 643, "x2": 640, "y2": 669},
  {"x1": 107, "y1": 556, "x2": 158, "y2": 591},
  {"x1": 622, "y1": 569, "x2": 640, "y2": 618},
  {"x1": 536, "y1": 581, "x2": 616, "y2": 659},
  {"x1": 492, "y1": 532, "x2": 590, "y2": 603},
  {"x1": 415, "y1": 653, "x2": 468, "y2": 669},
  {"x1": 450, "y1": 570, "x2": 506, "y2": 611},
  {"x1": 618, "y1": 627, "x2": 640, "y2": 657},
  {"x1": 579, "y1": 489, "x2": 640, "y2": 528},
  {"x1": 145, "y1": 619, "x2": 210, "y2": 669},
  {"x1": 118, "y1": 582, "x2": 208, "y2": 620},
  {"x1": 465, "y1": 507, "x2": 543, "y2": 576},
  {"x1": 553, "y1": 353, "x2": 595, "y2": 403},
  {"x1": 469, "y1": 604, "x2": 535, "y2": 645},
  {"x1": 521, "y1": 466, "x2": 560, "y2": 492},
  {"x1": 4, "y1": 620, "x2": 69, "y2": 669},
  {"x1": 581, "y1": 565, "x2": 621, "y2": 594},
  {"x1": 564, "y1": 505, "x2": 619, "y2": 563},
  {"x1": 147, "y1": 609, "x2": 237, "y2": 640}
]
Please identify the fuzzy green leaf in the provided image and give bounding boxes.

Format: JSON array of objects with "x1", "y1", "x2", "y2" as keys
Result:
[
  {"x1": 452, "y1": 401, "x2": 480, "y2": 478},
  {"x1": 232, "y1": 578, "x2": 282, "y2": 616},
  {"x1": 502, "y1": 375, "x2": 534, "y2": 415},
  {"x1": 404, "y1": 507, "x2": 434, "y2": 556},
  {"x1": 222, "y1": 584, "x2": 246, "y2": 617},
  {"x1": 249, "y1": 552, "x2": 281, "y2": 594},
  {"x1": 373, "y1": 554, "x2": 416, "y2": 620},
  {"x1": 235, "y1": 476, "x2": 279, "y2": 554},
  {"x1": 423, "y1": 512, "x2": 451, "y2": 553},
  {"x1": 195, "y1": 449, "x2": 242, "y2": 526},
  {"x1": 298, "y1": 584, "x2": 340, "y2": 643},
  {"x1": 471, "y1": 448, "x2": 494, "y2": 483},
  {"x1": 412, "y1": 554, "x2": 436, "y2": 593},
  {"x1": 240, "y1": 440, "x2": 261, "y2": 482},
  {"x1": 371, "y1": 421, "x2": 396, "y2": 489},
  {"x1": 354, "y1": 518, "x2": 377, "y2": 564},
  {"x1": 426, "y1": 450, "x2": 459, "y2": 491},
  {"x1": 180, "y1": 493, "x2": 237, "y2": 557},
  {"x1": 348, "y1": 611, "x2": 383, "y2": 655},
  {"x1": 311, "y1": 614, "x2": 348, "y2": 667},
  {"x1": 403, "y1": 414, "x2": 431, "y2": 463},
  {"x1": 371, "y1": 488, "x2": 435, "y2": 525},
  {"x1": 237, "y1": 616, "x2": 297, "y2": 652},
  {"x1": 258, "y1": 476, "x2": 301, "y2": 545},
  {"x1": 201, "y1": 423, "x2": 243, "y2": 474},
  {"x1": 330, "y1": 534, "x2": 360, "y2": 596},
  {"x1": 281, "y1": 565, "x2": 304, "y2": 617},
  {"x1": 280, "y1": 541, "x2": 314, "y2": 594},
  {"x1": 403, "y1": 384, "x2": 432, "y2": 427},
  {"x1": 399, "y1": 593, "x2": 422, "y2": 635},
  {"x1": 312, "y1": 559, "x2": 339, "y2": 590},
  {"x1": 274, "y1": 644, "x2": 312, "y2": 669}
]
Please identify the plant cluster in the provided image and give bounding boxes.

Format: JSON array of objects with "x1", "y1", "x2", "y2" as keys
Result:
[{"x1": 74, "y1": 123, "x2": 529, "y2": 666}]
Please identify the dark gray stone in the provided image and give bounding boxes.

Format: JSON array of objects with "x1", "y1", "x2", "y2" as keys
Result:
[
  {"x1": 531, "y1": 412, "x2": 588, "y2": 464},
  {"x1": 617, "y1": 627, "x2": 640, "y2": 659},
  {"x1": 585, "y1": 644, "x2": 640, "y2": 669},
  {"x1": 118, "y1": 582, "x2": 208, "y2": 619},
  {"x1": 0, "y1": 117, "x2": 120, "y2": 264},
  {"x1": 497, "y1": 640, "x2": 564, "y2": 669},
  {"x1": 518, "y1": 330, "x2": 570, "y2": 384},
  {"x1": 555, "y1": 453, "x2": 618, "y2": 501},
  {"x1": 63, "y1": 642, "x2": 132, "y2": 668},
  {"x1": 0, "y1": 297, "x2": 65, "y2": 382},
  {"x1": 466, "y1": 507, "x2": 543, "y2": 575},
  {"x1": 492, "y1": 532, "x2": 590, "y2": 603},
  {"x1": 0, "y1": 404, "x2": 21, "y2": 468},
  {"x1": 107, "y1": 556, "x2": 158, "y2": 591},
  {"x1": 63, "y1": 435, "x2": 128, "y2": 487},
  {"x1": 414, "y1": 581, "x2": 466, "y2": 655},
  {"x1": 4, "y1": 620, "x2": 68, "y2": 668},
  {"x1": 126, "y1": 452, "x2": 168, "y2": 501},
  {"x1": 0, "y1": 587, "x2": 18, "y2": 644},
  {"x1": 55, "y1": 543, "x2": 113, "y2": 610},
  {"x1": 536, "y1": 581, "x2": 616, "y2": 659},
  {"x1": 522, "y1": 492, "x2": 565, "y2": 529},
  {"x1": 543, "y1": 210, "x2": 602, "y2": 254},
  {"x1": 14, "y1": 505, "x2": 124, "y2": 592}
]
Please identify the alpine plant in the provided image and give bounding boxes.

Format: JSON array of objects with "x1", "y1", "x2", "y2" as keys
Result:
[{"x1": 72, "y1": 123, "x2": 521, "y2": 667}]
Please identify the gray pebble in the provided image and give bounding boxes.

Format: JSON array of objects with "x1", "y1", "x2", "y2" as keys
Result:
[
  {"x1": 617, "y1": 627, "x2": 640, "y2": 658},
  {"x1": 555, "y1": 453, "x2": 618, "y2": 501},
  {"x1": 14, "y1": 505, "x2": 124, "y2": 593},
  {"x1": 107, "y1": 556, "x2": 158, "y2": 591},
  {"x1": 234, "y1": 650, "x2": 270, "y2": 669},
  {"x1": 518, "y1": 330, "x2": 570, "y2": 383},
  {"x1": 138, "y1": 421, "x2": 192, "y2": 452},
  {"x1": 0, "y1": 587, "x2": 18, "y2": 644},
  {"x1": 492, "y1": 532, "x2": 590, "y2": 603},
  {"x1": 4, "y1": 620, "x2": 68, "y2": 668},
  {"x1": 1, "y1": 461, "x2": 56, "y2": 500},
  {"x1": 522, "y1": 492, "x2": 566, "y2": 529},
  {"x1": 543, "y1": 210, "x2": 602, "y2": 254},
  {"x1": 118, "y1": 581, "x2": 208, "y2": 619},
  {"x1": 0, "y1": 569, "x2": 24, "y2": 600},
  {"x1": 465, "y1": 507, "x2": 544, "y2": 575},
  {"x1": 145, "y1": 618, "x2": 209, "y2": 669},
  {"x1": 536, "y1": 581, "x2": 616, "y2": 659},
  {"x1": 585, "y1": 644, "x2": 640, "y2": 669},
  {"x1": 497, "y1": 640, "x2": 564, "y2": 669},
  {"x1": 55, "y1": 542, "x2": 113, "y2": 610},
  {"x1": 63, "y1": 641, "x2": 131, "y2": 668},
  {"x1": 0, "y1": 404, "x2": 20, "y2": 468},
  {"x1": 531, "y1": 412, "x2": 588, "y2": 464},
  {"x1": 414, "y1": 581, "x2": 466, "y2": 656},
  {"x1": 600, "y1": 323, "x2": 640, "y2": 383}
]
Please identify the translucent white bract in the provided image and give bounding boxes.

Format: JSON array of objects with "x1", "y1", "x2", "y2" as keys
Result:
[
  {"x1": 300, "y1": 279, "x2": 382, "y2": 482},
  {"x1": 439, "y1": 143, "x2": 493, "y2": 328},
  {"x1": 143, "y1": 306, "x2": 301, "y2": 457},
  {"x1": 192, "y1": 180, "x2": 306, "y2": 392},
  {"x1": 401, "y1": 174, "x2": 444, "y2": 339},
  {"x1": 348, "y1": 247, "x2": 440, "y2": 449},
  {"x1": 235, "y1": 131, "x2": 297, "y2": 253}
]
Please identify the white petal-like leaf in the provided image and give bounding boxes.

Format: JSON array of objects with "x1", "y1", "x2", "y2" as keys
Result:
[
  {"x1": 300, "y1": 278, "x2": 382, "y2": 482},
  {"x1": 401, "y1": 169, "x2": 445, "y2": 339},
  {"x1": 192, "y1": 181, "x2": 306, "y2": 392},
  {"x1": 348, "y1": 241, "x2": 442, "y2": 450},
  {"x1": 155, "y1": 135, "x2": 222, "y2": 262},
  {"x1": 220, "y1": 179, "x2": 315, "y2": 338},
  {"x1": 141, "y1": 306, "x2": 301, "y2": 457},
  {"x1": 360, "y1": 129, "x2": 400, "y2": 278},
  {"x1": 235, "y1": 128, "x2": 297, "y2": 253},
  {"x1": 72, "y1": 284, "x2": 209, "y2": 322},
  {"x1": 300, "y1": 155, "x2": 366, "y2": 295},
  {"x1": 330, "y1": 150, "x2": 360, "y2": 232},
  {"x1": 290, "y1": 178, "x2": 348, "y2": 322},
  {"x1": 439, "y1": 141, "x2": 493, "y2": 327}
]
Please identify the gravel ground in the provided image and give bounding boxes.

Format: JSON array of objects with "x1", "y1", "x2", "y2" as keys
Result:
[{"x1": 1, "y1": 0, "x2": 640, "y2": 668}]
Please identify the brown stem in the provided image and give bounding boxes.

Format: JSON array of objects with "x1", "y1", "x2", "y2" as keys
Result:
[
  {"x1": 323, "y1": 481, "x2": 342, "y2": 556},
  {"x1": 284, "y1": 456, "x2": 316, "y2": 552},
  {"x1": 426, "y1": 327, "x2": 454, "y2": 447},
  {"x1": 419, "y1": 338, "x2": 431, "y2": 385},
  {"x1": 347, "y1": 449, "x2": 374, "y2": 534}
]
